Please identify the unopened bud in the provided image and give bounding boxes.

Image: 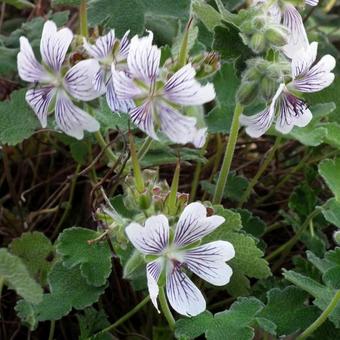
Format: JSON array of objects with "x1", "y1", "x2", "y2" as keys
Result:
[
  {"x1": 250, "y1": 33, "x2": 266, "y2": 53},
  {"x1": 260, "y1": 77, "x2": 278, "y2": 101},
  {"x1": 237, "y1": 81, "x2": 259, "y2": 106},
  {"x1": 265, "y1": 26, "x2": 288, "y2": 47},
  {"x1": 334, "y1": 231, "x2": 340, "y2": 245}
]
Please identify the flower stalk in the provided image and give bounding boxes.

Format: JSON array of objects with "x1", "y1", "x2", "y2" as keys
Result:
[
  {"x1": 159, "y1": 287, "x2": 176, "y2": 330},
  {"x1": 129, "y1": 132, "x2": 145, "y2": 194},
  {"x1": 167, "y1": 159, "x2": 180, "y2": 215}
]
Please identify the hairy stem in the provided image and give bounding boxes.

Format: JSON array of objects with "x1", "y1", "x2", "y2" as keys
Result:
[
  {"x1": 79, "y1": 0, "x2": 88, "y2": 37},
  {"x1": 297, "y1": 289, "x2": 340, "y2": 339},
  {"x1": 159, "y1": 287, "x2": 175, "y2": 330},
  {"x1": 213, "y1": 102, "x2": 243, "y2": 204},
  {"x1": 137, "y1": 136, "x2": 154, "y2": 161},
  {"x1": 48, "y1": 320, "x2": 56, "y2": 340}
]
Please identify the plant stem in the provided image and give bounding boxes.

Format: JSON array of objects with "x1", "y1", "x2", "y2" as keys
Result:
[
  {"x1": 238, "y1": 136, "x2": 282, "y2": 208},
  {"x1": 159, "y1": 287, "x2": 175, "y2": 330},
  {"x1": 266, "y1": 208, "x2": 321, "y2": 261},
  {"x1": 48, "y1": 320, "x2": 56, "y2": 340},
  {"x1": 89, "y1": 295, "x2": 150, "y2": 339},
  {"x1": 213, "y1": 102, "x2": 243, "y2": 205},
  {"x1": 137, "y1": 136, "x2": 153, "y2": 161},
  {"x1": 297, "y1": 289, "x2": 340, "y2": 339},
  {"x1": 79, "y1": 0, "x2": 88, "y2": 38},
  {"x1": 94, "y1": 131, "x2": 118, "y2": 165},
  {"x1": 190, "y1": 141, "x2": 207, "y2": 202}
]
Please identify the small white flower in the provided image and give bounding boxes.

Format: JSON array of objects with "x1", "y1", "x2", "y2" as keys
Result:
[
  {"x1": 17, "y1": 20, "x2": 101, "y2": 139},
  {"x1": 125, "y1": 202, "x2": 235, "y2": 316},
  {"x1": 83, "y1": 30, "x2": 134, "y2": 113},
  {"x1": 112, "y1": 31, "x2": 215, "y2": 147},
  {"x1": 240, "y1": 42, "x2": 336, "y2": 137},
  {"x1": 253, "y1": 0, "x2": 319, "y2": 58}
]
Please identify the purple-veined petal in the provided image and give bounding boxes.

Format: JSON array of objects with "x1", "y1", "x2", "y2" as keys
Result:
[
  {"x1": 119, "y1": 30, "x2": 130, "y2": 57},
  {"x1": 292, "y1": 54, "x2": 336, "y2": 93},
  {"x1": 54, "y1": 90, "x2": 100, "y2": 139},
  {"x1": 282, "y1": 4, "x2": 309, "y2": 59},
  {"x1": 275, "y1": 90, "x2": 312, "y2": 134},
  {"x1": 192, "y1": 127, "x2": 207, "y2": 148},
  {"x1": 40, "y1": 20, "x2": 73, "y2": 72},
  {"x1": 183, "y1": 241, "x2": 235, "y2": 286},
  {"x1": 164, "y1": 64, "x2": 215, "y2": 106},
  {"x1": 157, "y1": 102, "x2": 199, "y2": 146},
  {"x1": 17, "y1": 37, "x2": 51, "y2": 83},
  {"x1": 239, "y1": 83, "x2": 284, "y2": 138},
  {"x1": 64, "y1": 59, "x2": 102, "y2": 101},
  {"x1": 305, "y1": 0, "x2": 318, "y2": 6},
  {"x1": 25, "y1": 86, "x2": 56, "y2": 128},
  {"x1": 106, "y1": 77, "x2": 134, "y2": 113},
  {"x1": 125, "y1": 215, "x2": 169, "y2": 255},
  {"x1": 166, "y1": 262, "x2": 206, "y2": 316},
  {"x1": 83, "y1": 30, "x2": 115, "y2": 60},
  {"x1": 291, "y1": 42, "x2": 318, "y2": 78},
  {"x1": 93, "y1": 67, "x2": 107, "y2": 93},
  {"x1": 129, "y1": 101, "x2": 158, "y2": 140},
  {"x1": 127, "y1": 31, "x2": 160, "y2": 83},
  {"x1": 146, "y1": 258, "x2": 164, "y2": 313},
  {"x1": 111, "y1": 67, "x2": 142, "y2": 100},
  {"x1": 174, "y1": 202, "x2": 225, "y2": 248}
]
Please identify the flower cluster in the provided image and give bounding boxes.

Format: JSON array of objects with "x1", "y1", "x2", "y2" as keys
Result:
[{"x1": 17, "y1": 21, "x2": 214, "y2": 146}]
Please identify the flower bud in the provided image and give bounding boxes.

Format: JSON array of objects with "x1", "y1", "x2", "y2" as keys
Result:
[
  {"x1": 250, "y1": 33, "x2": 266, "y2": 53},
  {"x1": 265, "y1": 26, "x2": 288, "y2": 47},
  {"x1": 334, "y1": 231, "x2": 340, "y2": 245},
  {"x1": 260, "y1": 77, "x2": 279, "y2": 101},
  {"x1": 237, "y1": 81, "x2": 259, "y2": 105}
]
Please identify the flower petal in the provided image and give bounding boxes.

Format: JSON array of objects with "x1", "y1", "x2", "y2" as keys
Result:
[
  {"x1": 119, "y1": 30, "x2": 130, "y2": 57},
  {"x1": 166, "y1": 262, "x2": 206, "y2": 316},
  {"x1": 83, "y1": 30, "x2": 115, "y2": 60},
  {"x1": 146, "y1": 258, "x2": 164, "y2": 313},
  {"x1": 125, "y1": 215, "x2": 169, "y2": 255},
  {"x1": 111, "y1": 67, "x2": 142, "y2": 100},
  {"x1": 282, "y1": 4, "x2": 309, "y2": 59},
  {"x1": 64, "y1": 59, "x2": 102, "y2": 101},
  {"x1": 157, "y1": 102, "x2": 199, "y2": 146},
  {"x1": 26, "y1": 86, "x2": 56, "y2": 128},
  {"x1": 93, "y1": 67, "x2": 107, "y2": 93},
  {"x1": 17, "y1": 37, "x2": 51, "y2": 83},
  {"x1": 291, "y1": 42, "x2": 318, "y2": 78},
  {"x1": 40, "y1": 20, "x2": 73, "y2": 72},
  {"x1": 54, "y1": 91, "x2": 100, "y2": 139},
  {"x1": 292, "y1": 54, "x2": 336, "y2": 93},
  {"x1": 106, "y1": 77, "x2": 134, "y2": 113},
  {"x1": 305, "y1": 0, "x2": 318, "y2": 6},
  {"x1": 192, "y1": 127, "x2": 207, "y2": 148},
  {"x1": 275, "y1": 90, "x2": 312, "y2": 134},
  {"x1": 164, "y1": 64, "x2": 215, "y2": 105},
  {"x1": 183, "y1": 241, "x2": 235, "y2": 286},
  {"x1": 129, "y1": 101, "x2": 158, "y2": 140},
  {"x1": 127, "y1": 31, "x2": 161, "y2": 83},
  {"x1": 239, "y1": 83, "x2": 284, "y2": 138},
  {"x1": 174, "y1": 202, "x2": 225, "y2": 248}
]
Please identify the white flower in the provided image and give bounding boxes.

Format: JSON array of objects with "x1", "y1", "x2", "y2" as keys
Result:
[
  {"x1": 112, "y1": 31, "x2": 215, "y2": 147},
  {"x1": 17, "y1": 20, "x2": 101, "y2": 139},
  {"x1": 240, "y1": 42, "x2": 336, "y2": 137},
  {"x1": 83, "y1": 30, "x2": 134, "y2": 113},
  {"x1": 253, "y1": 0, "x2": 319, "y2": 58},
  {"x1": 125, "y1": 202, "x2": 235, "y2": 316}
]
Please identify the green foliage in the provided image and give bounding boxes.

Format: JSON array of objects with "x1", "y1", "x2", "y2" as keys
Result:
[
  {"x1": 3, "y1": 0, "x2": 34, "y2": 8},
  {"x1": 192, "y1": 0, "x2": 222, "y2": 32},
  {"x1": 0, "y1": 89, "x2": 40, "y2": 145},
  {"x1": 56, "y1": 227, "x2": 112, "y2": 287},
  {"x1": 9, "y1": 232, "x2": 55, "y2": 286},
  {"x1": 0, "y1": 248, "x2": 43, "y2": 304},
  {"x1": 319, "y1": 158, "x2": 340, "y2": 201},
  {"x1": 236, "y1": 209, "x2": 266, "y2": 238},
  {"x1": 321, "y1": 198, "x2": 340, "y2": 228}
]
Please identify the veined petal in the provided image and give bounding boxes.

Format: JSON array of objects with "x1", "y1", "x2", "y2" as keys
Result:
[
  {"x1": 183, "y1": 241, "x2": 235, "y2": 286},
  {"x1": 26, "y1": 86, "x2": 56, "y2": 128},
  {"x1": 282, "y1": 4, "x2": 309, "y2": 59},
  {"x1": 130, "y1": 101, "x2": 158, "y2": 140},
  {"x1": 275, "y1": 90, "x2": 312, "y2": 134},
  {"x1": 125, "y1": 215, "x2": 169, "y2": 255},
  {"x1": 54, "y1": 91, "x2": 100, "y2": 139},
  {"x1": 164, "y1": 64, "x2": 215, "y2": 106},
  {"x1": 146, "y1": 258, "x2": 164, "y2": 313},
  {"x1": 166, "y1": 262, "x2": 206, "y2": 316},
  {"x1": 64, "y1": 59, "x2": 102, "y2": 101},
  {"x1": 127, "y1": 31, "x2": 160, "y2": 83},
  {"x1": 111, "y1": 67, "x2": 142, "y2": 100},
  {"x1": 305, "y1": 0, "x2": 318, "y2": 6},
  {"x1": 157, "y1": 102, "x2": 198, "y2": 146},
  {"x1": 93, "y1": 67, "x2": 107, "y2": 93},
  {"x1": 17, "y1": 37, "x2": 51, "y2": 83},
  {"x1": 119, "y1": 30, "x2": 130, "y2": 57},
  {"x1": 106, "y1": 77, "x2": 134, "y2": 113},
  {"x1": 192, "y1": 127, "x2": 207, "y2": 148},
  {"x1": 83, "y1": 30, "x2": 115, "y2": 60},
  {"x1": 239, "y1": 83, "x2": 284, "y2": 138},
  {"x1": 40, "y1": 20, "x2": 73, "y2": 72},
  {"x1": 291, "y1": 42, "x2": 318, "y2": 78},
  {"x1": 174, "y1": 202, "x2": 225, "y2": 248},
  {"x1": 292, "y1": 54, "x2": 336, "y2": 93}
]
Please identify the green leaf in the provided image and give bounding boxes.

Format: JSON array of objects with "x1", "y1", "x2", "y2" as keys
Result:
[
  {"x1": 192, "y1": 0, "x2": 222, "y2": 32},
  {"x1": 2, "y1": 0, "x2": 34, "y2": 9},
  {"x1": 15, "y1": 300, "x2": 38, "y2": 330},
  {"x1": 321, "y1": 198, "x2": 340, "y2": 228},
  {"x1": 56, "y1": 227, "x2": 112, "y2": 287},
  {"x1": 319, "y1": 158, "x2": 340, "y2": 201},
  {"x1": 236, "y1": 209, "x2": 266, "y2": 238},
  {"x1": 52, "y1": 0, "x2": 80, "y2": 5},
  {"x1": 9, "y1": 232, "x2": 55, "y2": 286},
  {"x1": 175, "y1": 311, "x2": 213, "y2": 339},
  {"x1": 258, "y1": 286, "x2": 319, "y2": 336},
  {"x1": 56, "y1": 134, "x2": 89, "y2": 165},
  {"x1": 16, "y1": 261, "x2": 106, "y2": 323},
  {"x1": 0, "y1": 89, "x2": 40, "y2": 145},
  {"x1": 0, "y1": 46, "x2": 18, "y2": 76},
  {"x1": 0, "y1": 248, "x2": 43, "y2": 304}
]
